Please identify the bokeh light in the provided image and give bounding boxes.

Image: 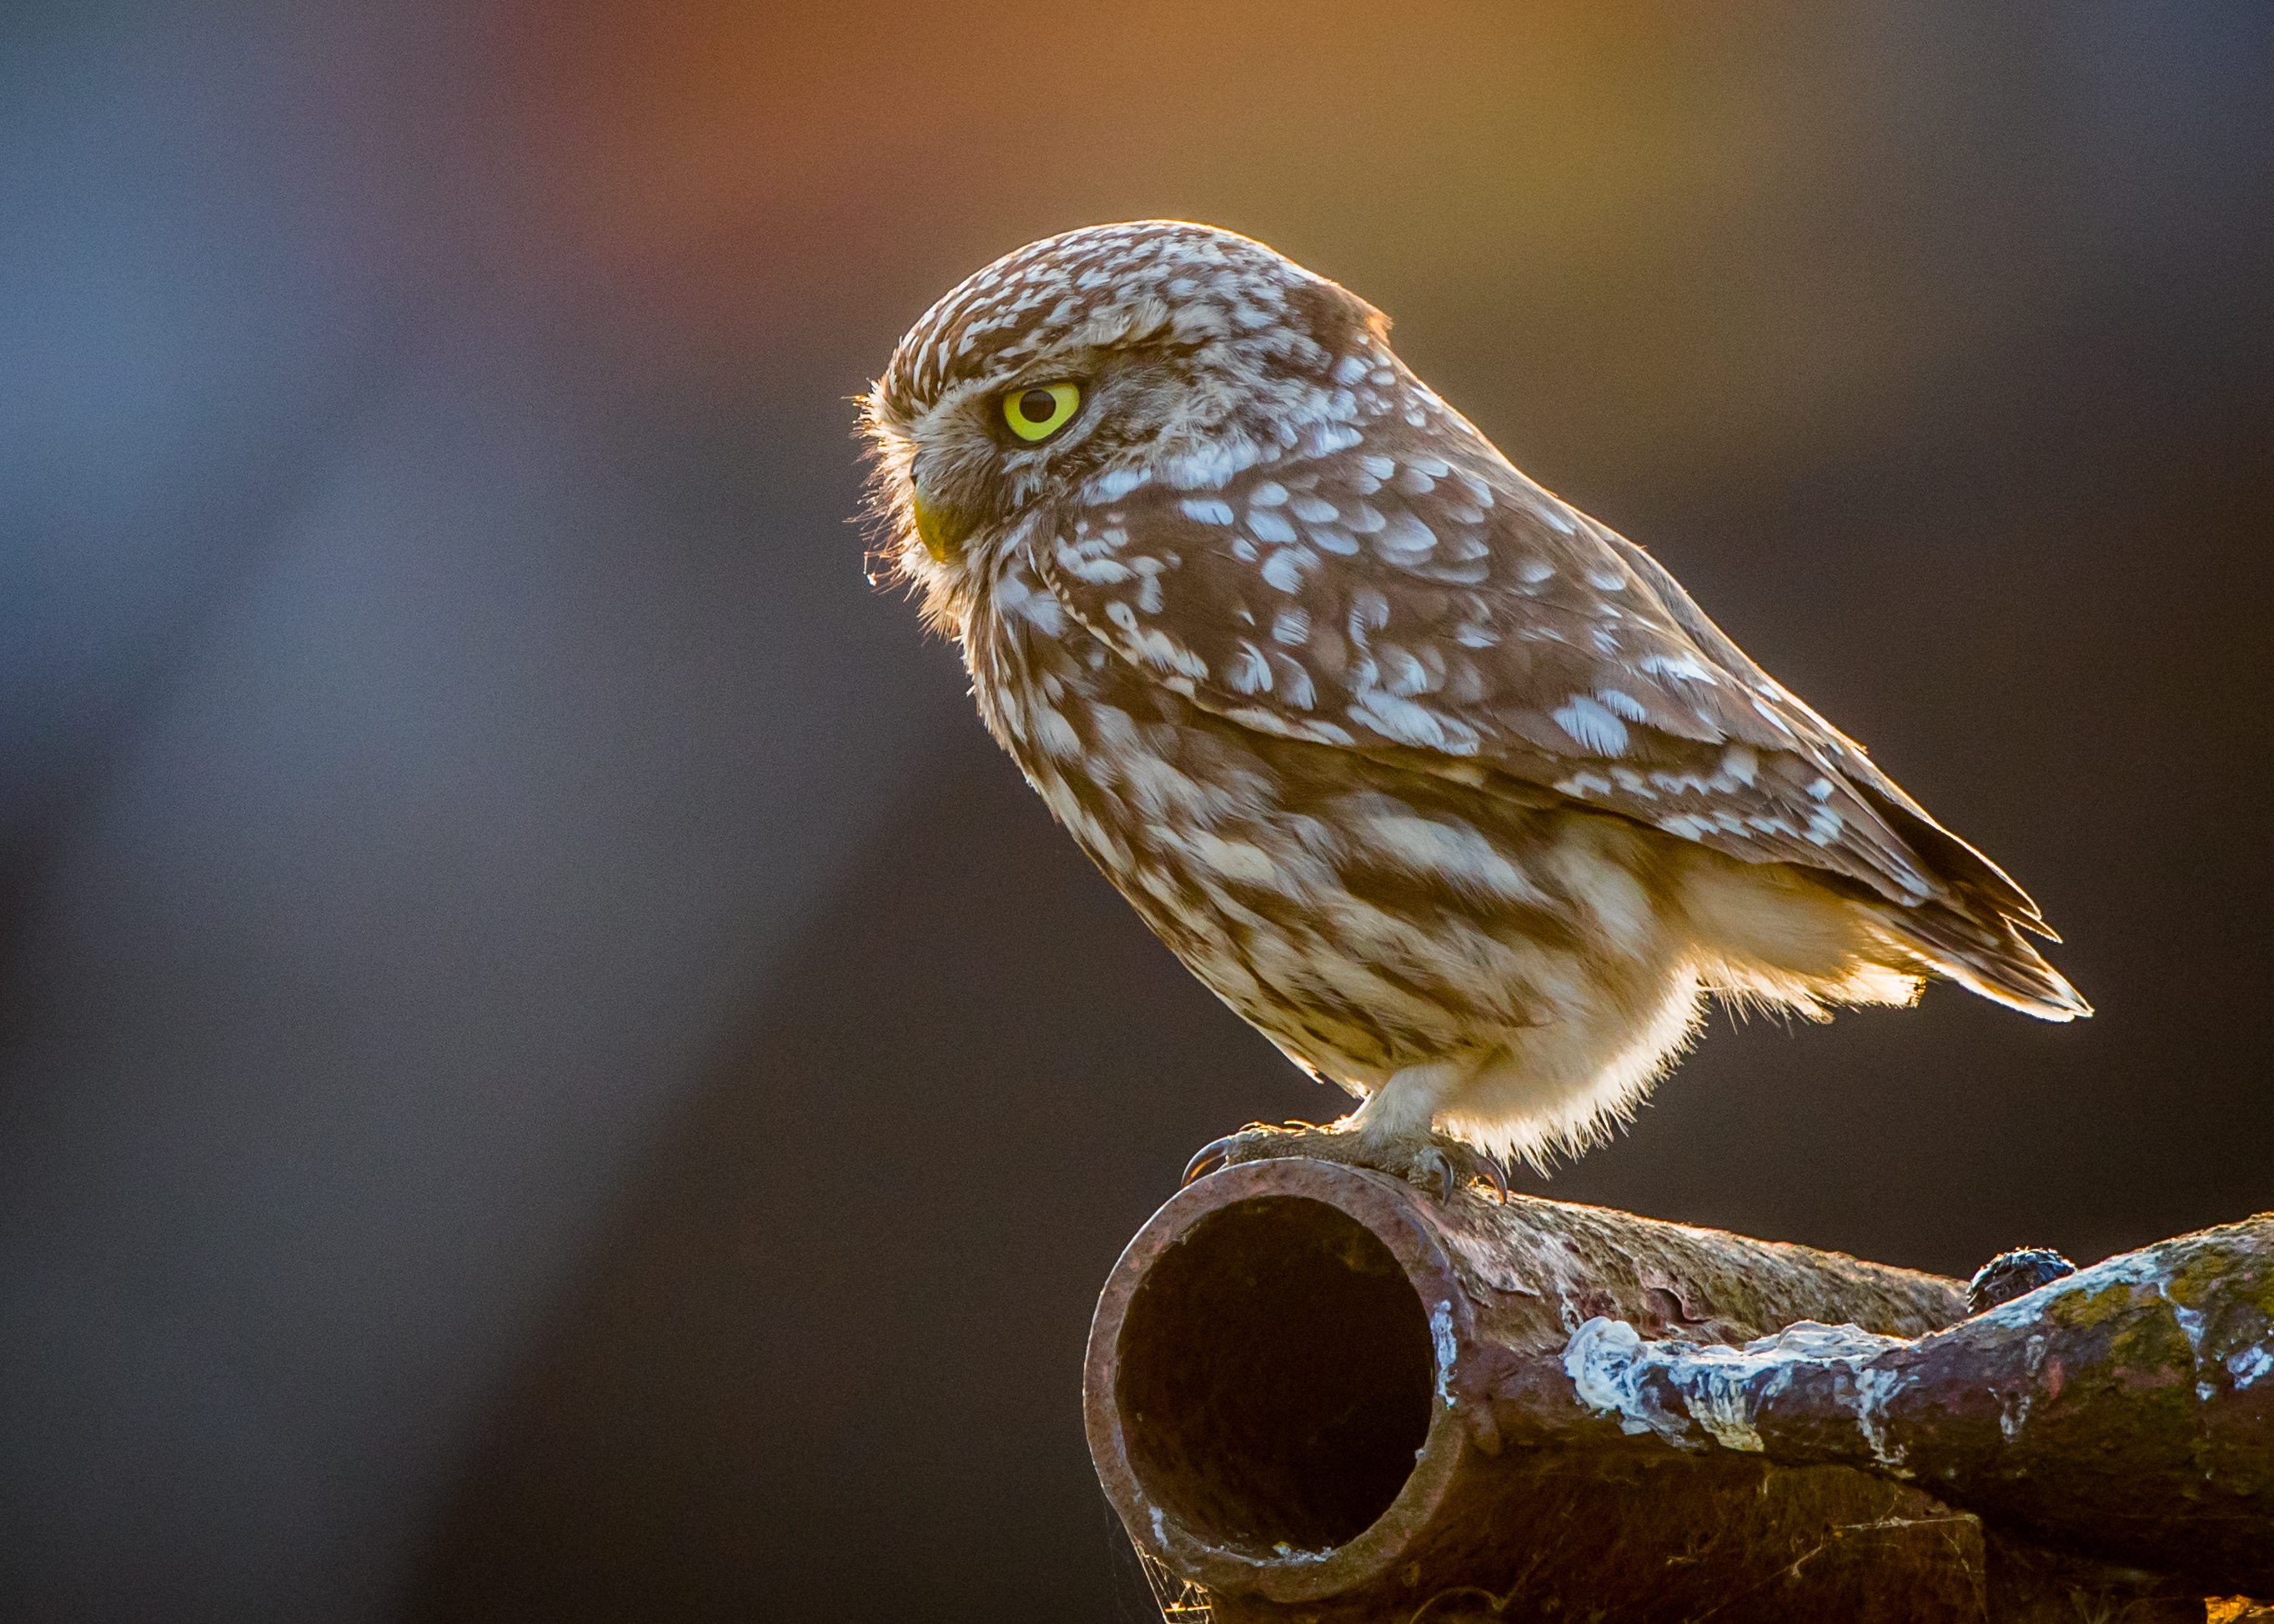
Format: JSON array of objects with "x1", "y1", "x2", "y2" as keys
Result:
[{"x1": 3, "y1": 3, "x2": 2269, "y2": 1618}]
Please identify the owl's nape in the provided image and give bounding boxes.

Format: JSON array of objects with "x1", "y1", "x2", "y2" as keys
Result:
[{"x1": 861, "y1": 219, "x2": 2082, "y2": 1198}]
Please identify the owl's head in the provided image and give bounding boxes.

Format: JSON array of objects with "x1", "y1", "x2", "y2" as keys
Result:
[{"x1": 861, "y1": 220, "x2": 1393, "y2": 626}]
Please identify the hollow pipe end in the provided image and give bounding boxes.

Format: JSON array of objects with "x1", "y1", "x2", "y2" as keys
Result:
[{"x1": 1083, "y1": 1159, "x2": 1481, "y2": 1603}]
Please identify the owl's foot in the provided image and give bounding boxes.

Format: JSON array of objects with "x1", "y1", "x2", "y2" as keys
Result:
[{"x1": 1182, "y1": 1120, "x2": 1508, "y2": 1205}]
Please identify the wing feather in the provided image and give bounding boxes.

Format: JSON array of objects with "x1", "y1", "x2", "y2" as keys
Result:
[{"x1": 1032, "y1": 437, "x2": 2046, "y2": 945}]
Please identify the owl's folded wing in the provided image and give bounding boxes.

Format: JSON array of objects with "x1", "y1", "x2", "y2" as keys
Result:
[{"x1": 1032, "y1": 443, "x2": 2051, "y2": 942}]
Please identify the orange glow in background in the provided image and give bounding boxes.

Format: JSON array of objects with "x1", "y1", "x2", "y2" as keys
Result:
[{"x1": 2, "y1": 6, "x2": 2268, "y2": 1619}]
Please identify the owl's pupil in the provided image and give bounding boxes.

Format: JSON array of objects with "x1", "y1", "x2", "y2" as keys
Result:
[{"x1": 1017, "y1": 388, "x2": 1057, "y2": 424}]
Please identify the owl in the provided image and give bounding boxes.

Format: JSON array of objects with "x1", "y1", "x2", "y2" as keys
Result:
[{"x1": 861, "y1": 220, "x2": 2085, "y2": 1198}]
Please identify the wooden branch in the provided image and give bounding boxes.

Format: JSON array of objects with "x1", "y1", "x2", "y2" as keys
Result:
[
  {"x1": 1541, "y1": 1215, "x2": 2274, "y2": 1591},
  {"x1": 1085, "y1": 1160, "x2": 2266, "y2": 1621}
]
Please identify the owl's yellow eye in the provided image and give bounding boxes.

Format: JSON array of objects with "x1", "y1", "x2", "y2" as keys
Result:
[{"x1": 1003, "y1": 382, "x2": 1081, "y2": 442}]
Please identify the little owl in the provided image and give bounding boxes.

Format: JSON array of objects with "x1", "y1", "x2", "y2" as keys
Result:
[{"x1": 861, "y1": 221, "x2": 2084, "y2": 1199}]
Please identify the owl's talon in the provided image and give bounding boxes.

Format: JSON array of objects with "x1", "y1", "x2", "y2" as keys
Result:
[
  {"x1": 1414, "y1": 1143, "x2": 1507, "y2": 1205},
  {"x1": 1408, "y1": 1146, "x2": 1454, "y2": 1202},
  {"x1": 1178, "y1": 1121, "x2": 1508, "y2": 1205},
  {"x1": 1182, "y1": 1135, "x2": 1242, "y2": 1186}
]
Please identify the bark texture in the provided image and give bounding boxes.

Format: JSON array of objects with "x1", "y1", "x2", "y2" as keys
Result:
[
  {"x1": 1085, "y1": 1160, "x2": 2267, "y2": 1621},
  {"x1": 1542, "y1": 1215, "x2": 2274, "y2": 1591}
]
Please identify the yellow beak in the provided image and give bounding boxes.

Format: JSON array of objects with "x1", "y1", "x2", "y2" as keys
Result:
[{"x1": 911, "y1": 489, "x2": 956, "y2": 563}]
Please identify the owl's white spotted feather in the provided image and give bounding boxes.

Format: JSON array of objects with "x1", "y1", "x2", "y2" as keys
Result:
[{"x1": 863, "y1": 220, "x2": 2085, "y2": 1176}]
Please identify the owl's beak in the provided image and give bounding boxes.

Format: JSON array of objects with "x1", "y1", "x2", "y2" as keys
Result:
[{"x1": 910, "y1": 480, "x2": 964, "y2": 564}]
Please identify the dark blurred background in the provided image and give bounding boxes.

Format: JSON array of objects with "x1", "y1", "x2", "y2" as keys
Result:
[{"x1": 2, "y1": 3, "x2": 2269, "y2": 1618}]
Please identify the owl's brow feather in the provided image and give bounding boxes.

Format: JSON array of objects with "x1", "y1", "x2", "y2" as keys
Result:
[{"x1": 880, "y1": 220, "x2": 1363, "y2": 419}]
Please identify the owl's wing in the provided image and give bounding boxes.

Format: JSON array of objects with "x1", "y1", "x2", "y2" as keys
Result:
[{"x1": 1032, "y1": 441, "x2": 2051, "y2": 937}]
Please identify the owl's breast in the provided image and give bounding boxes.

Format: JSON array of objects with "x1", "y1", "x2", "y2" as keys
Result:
[
  {"x1": 961, "y1": 556, "x2": 1668, "y2": 1085},
  {"x1": 965, "y1": 554, "x2": 1276, "y2": 925}
]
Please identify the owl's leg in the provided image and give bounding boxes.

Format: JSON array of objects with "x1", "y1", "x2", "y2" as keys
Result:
[{"x1": 1182, "y1": 1061, "x2": 1507, "y2": 1203}]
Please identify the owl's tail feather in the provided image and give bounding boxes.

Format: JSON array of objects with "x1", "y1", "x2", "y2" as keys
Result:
[
  {"x1": 1877, "y1": 902, "x2": 2092, "y2": 1022},
  {"x1": 1850, "y1": 779, "x2": 2056, "y2": 938},
  {"x1": 1832, "y1": 776, "x2": 2088, "y2": 1018}
]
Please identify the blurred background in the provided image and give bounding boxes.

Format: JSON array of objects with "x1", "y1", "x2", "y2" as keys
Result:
[{"x1": 3, "y1": 2, "x2": 2270, "y2": 1618}]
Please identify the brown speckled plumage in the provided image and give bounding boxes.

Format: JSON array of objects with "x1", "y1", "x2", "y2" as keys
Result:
[{"x1": 861, "y1": 221, "x2": 2084, "y2": 1174}]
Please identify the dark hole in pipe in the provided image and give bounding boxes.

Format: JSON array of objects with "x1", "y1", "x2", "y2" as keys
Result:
[{"x1": 1116, "y1": 1195, "x2": 1434, "y2": 1556}]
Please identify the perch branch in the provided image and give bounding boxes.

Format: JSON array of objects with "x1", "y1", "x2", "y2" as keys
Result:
[{"x1": 1085, "y1": 1159, "x2": 2266, "y2": 1621}]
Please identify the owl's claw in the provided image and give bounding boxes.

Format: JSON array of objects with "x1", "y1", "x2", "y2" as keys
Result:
[
  {"x1": 1181, "y1": 1134, "x2": 1244, "y2": 1186},
  {"x1": 1180, "y1": 1122, "x2": 1508, "y2": 1205},
  {"x1": 1408, "y1": 1141, "x2": 1510, "y2": 1205}
]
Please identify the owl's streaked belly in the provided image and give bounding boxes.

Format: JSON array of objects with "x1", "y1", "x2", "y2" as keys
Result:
[{"x1": 964, "y1": 559, "x2": 1704, "y2": 1107}]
